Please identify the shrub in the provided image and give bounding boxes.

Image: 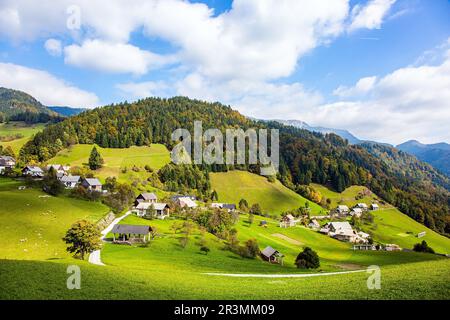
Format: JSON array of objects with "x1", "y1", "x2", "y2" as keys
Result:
[
  {"x1": 200, "y1": 246, "x2": 210, "y2": 255},
  {"x1": 413, "y1": 240, "x2": 435, "y2": 254},
  {"x1": 295, "y1": 247, "x2": 320, "y2": 269}
]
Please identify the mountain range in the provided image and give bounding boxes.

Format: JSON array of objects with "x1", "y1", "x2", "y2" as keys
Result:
[{"x1": 275, "y1": 119, "x2": 449, "y2": 177}]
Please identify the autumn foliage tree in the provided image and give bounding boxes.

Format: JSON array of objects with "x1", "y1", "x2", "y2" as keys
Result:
[{"x1": 63, "y1": 220, "x2": 102, "y2": 260}]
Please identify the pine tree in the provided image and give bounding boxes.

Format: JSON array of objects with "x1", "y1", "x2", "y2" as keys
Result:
[{"x1": 89, "y1": 146, "x2": 104, "y2": 170}]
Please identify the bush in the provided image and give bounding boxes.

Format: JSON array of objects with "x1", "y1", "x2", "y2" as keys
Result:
[
  {"x1": 200, "y1": 246, "x2": 210, "y2": 255},
  {"x1": 295, "y1": 247, "x2": 320, "y2": 269},
  {"x1": 413, "y1": 240, "x2": 435, "y2": 254},
  {"x1": 239, "y1": 238, "x2": 259, "y2": 259}
]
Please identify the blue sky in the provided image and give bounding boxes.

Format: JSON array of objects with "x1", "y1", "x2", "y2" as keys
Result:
[{"x1": 0, "y1": 0, "x2": 449, "y2": 144}]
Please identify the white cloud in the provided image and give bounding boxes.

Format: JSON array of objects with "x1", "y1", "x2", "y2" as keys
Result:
[
  {"x1": 0, "y1": 62, "x2": 99, "y2": 108},
  {"x1": 333, "y1": 76, "x2": 377, "y2": 97},
  {"x1": 44, "y1": 38, "x2": 62, "y2": 57},
  {"x1": 64, "y1": 39, "x2": 175, "y2": 75},
  {"x1": 116, "y1": 81, "x2": 170, "y2": 99},
  {"x1": 348, "y1": 0, "x2": 396, "y2": 32},
  {"x1": 309, "y1": 57, "x2": 450, "y2": 144}
]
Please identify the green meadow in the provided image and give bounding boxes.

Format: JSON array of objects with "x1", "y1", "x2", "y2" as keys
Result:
[
  {"x1": 0, "y1": 178, "x2": 109, "y2": 260},
  {"x1": 310, "y1": 183, "x2": 450, "y2": 254},
  {"x1": 311, "y1": 183, "x2": 382, "y2": 209},
  {"x1": 0, "y1": 122, "x2": 45, "y2": 155},
  {"x1": 210, "y1": 171, "x2": 324, "y2": 215},
  {"x1": 49, "y1": 144, "x2": 171, "y2": 183},
  {"x1": 1, "y1": 168, "x2": 449, "y2": 299}
]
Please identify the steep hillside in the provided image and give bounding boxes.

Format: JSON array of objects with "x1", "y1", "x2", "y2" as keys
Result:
[
  {"x1": 210, "y1": 171, "x2": 324, "y2": 215},
  {"x1": 19, "y1": 96, "x2": 450, "y2": 235},
  {"x1": 0, "y1": 87, "x2": 57, "y2": 121},
  {"x1": 397, "y1": 140, "x2": 450, "y2": 176},
  {"x1": 0, "y1": 122, "x2": 45, "y2": 155}
]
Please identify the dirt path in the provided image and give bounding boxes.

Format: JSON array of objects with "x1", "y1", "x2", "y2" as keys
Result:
[
  {"x1": 271, "y1": 233, "x2": 303, "y2": 245},
  {"x1": 88, "y1": 211, "x2": 132, "y2": 266},
  {"x1": 203, "y1": 269, "x2": 366, "y2": 278}
]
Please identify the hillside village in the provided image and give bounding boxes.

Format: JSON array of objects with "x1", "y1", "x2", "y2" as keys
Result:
[{"x1": 0, "y1": 150, "x2": 433, "y2": 263}]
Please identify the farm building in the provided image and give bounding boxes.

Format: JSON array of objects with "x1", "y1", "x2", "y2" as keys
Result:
[
  {"x1": 371, "y1": 203, "x2": 379, "y2": 210},
  {"x1": 336, "y1": 205, "x2": 349, "y2": 215},
  {"x1": 279, "y1": 214, "x2": 297, "y2": 228},
  {"x1": 0, "y1": 156, "x2": 15, "y2": 173},
  {"x1": 171, "y1": 194, "x2": 197, "y2": 201},
  {"x1": 350, "y1": 208, "x2": 363, "y2": 218},
  {"x1": 356, "y1": 203, "x2": 368, "y2": 210},
  {"x1": 59, "y1": 175, "x2": 81, "y2": 189},
  {"x1": 322, "y1": 222, "x2": 368, "y2": 243},
  {"x1": 135, "y1": 193, "x2": 158, "y2": 206},
  {"x1": 46, "y1": 164, "x2": 70, "y2": 173},
  {"x1": 22, "y1": 166, "x2": 44, "y2": 178},
  {"x1": 353, "y1": 244, "x2": 377, "y2": 251},
  {"x1": 81, "y1": 178, "x2": 103, "y2": 192},
  {"x1": 211, "y1": 203, "x2": 236, "y2": 211},
  {"x1": 261, "y1": 246, "x2": 284, "y2": 265},
  {"x1": 175, "y1": 196, "x2": 198, "y2": 208},
  {"x1": 136, "y1": 202, "x2": 170, "y2": 219},
  {"x1": 384, "y1": 244, "x2": 402, "y2": 251},
  {"x1": 111, "y1": 224, "x2": 152, "y2": 242},
  {"x1": 308, "y1": 219, "x2": 320, "y2": 230}
]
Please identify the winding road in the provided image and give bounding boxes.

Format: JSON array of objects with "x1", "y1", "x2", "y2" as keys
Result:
[{"x1": 88, "y1": 211, "x2": 132, "y2": 266}]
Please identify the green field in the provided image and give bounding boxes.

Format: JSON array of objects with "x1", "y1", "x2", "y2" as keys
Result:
[
  {"x1": 0, "y1": 178, "x2": 109, "y2": 260},
  {"x1": 364, "y1": 208, "x2": 450, "y2": 254},
  {"x1": 0, "y1": 208, "x2": 448, "y2": 299},
  {"x1": 210, "y1": 171, "x2": 324, "y2": 215},
  {"x1": 49, "y1": 144, "x2": 171, "y2": 184},
  {"x1": 1, "y1": 168, "x2": 449, "y2": 299},
  {"x1": 310, "y1": 183, "x2": 450, "y2": 254},
  {"x1": 0, "y1": 122, "x2": 45, "y2": 155},
  {"x1": 311, "y1": 183, "x2": 382, "y2": 209}
]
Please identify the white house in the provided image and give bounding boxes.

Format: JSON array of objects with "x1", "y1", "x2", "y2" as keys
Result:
[
  {"x1": 135, "y1": 193, "x2": 157, "y2": 206},
  {"x1": 308, "y1": 219, "x2": 320, "y2": 230},
  {"x1": 336, "y1": 205, "x2": 349, "y2": 215},
  {"x1": 22, "y1": 166, "x2": 44, "y2": 178},
  {"x1": 135, "y1": 202, "x2": 170, "y2": 219},
  {"x1": 211, "y1": 203, "x2": 236, "y2": 211},
  {"x1": 81, "y1": 178, "x2": 103, "y2": 192},
  {"x1": 350, "y1": 208, "x2": 363, "y2": 218},
  {"x1": 0, "y1": 156, "x2": 15, "y2": 173},
  {"x1": 280, "y1": 214, "x2": 297, "y2": 228},
  {"x1": 356, "y1": 203, "x2": 368, "y2": 210},
  {"x1": 59, "y1": 175, "x2": 81, "y2": 189},
  {"x1": 176, "y1": 196, "x2": 198, "y2": 209},
  {"x1": 371, "y1": 203, "x2": 379, "y2": 210},
  {"x1": 322, "y1": 221, "x2": 368, "y2": 243}
]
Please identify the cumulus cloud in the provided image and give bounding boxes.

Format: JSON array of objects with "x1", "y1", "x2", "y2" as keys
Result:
[
  {"x1": 0, "y1": 62, "x2": 99, "y2": 108},
  {"x1": 333, "y1": 76, "x2": 377, "y2": 97},
  {"x1": 44, "y1": 38, "x2": 62, "y2": 57},
  {"x1": 306, "y1": 55, "x2": 450, "y2": 144},
  {"x1": 64, "y1": 39, "x2": 175, "y2": 75},
  {"x1": 116, "y1": 81, "x2": 171, "y2": 99},
  {"x1": 348, "y1": 0, "x2": 396, "y2": 32}
]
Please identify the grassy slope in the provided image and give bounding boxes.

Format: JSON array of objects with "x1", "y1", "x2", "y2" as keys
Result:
[
  {"x1": 0, "y1": 122, "x2": 45, "y2": 155},
  {"x1": 49, "y1": 144, "x2": 171, "y2": 183},
  {"x1": 311, "y1": 183, "x2": 450, "y2": 254},
  {"x1": 0, "y1": 178, "x2": 109, "y2": 260},
  {"x1": 210, "y1": 171, "x2": 324, "y2": 215},
  {"x1": 1, "y1": 211, "x2": 448, "y2": 299},
  {"x1": 311, "y1": 183, "x2": 381, "y2": 209}
]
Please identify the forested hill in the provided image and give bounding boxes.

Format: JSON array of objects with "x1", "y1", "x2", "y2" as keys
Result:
[
  {"x1": 0, "y1": 87, "x2": 58, "y2": 122},
  {"x1": 20, "y1": 96, "x2": 449, "y2": 235}
]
